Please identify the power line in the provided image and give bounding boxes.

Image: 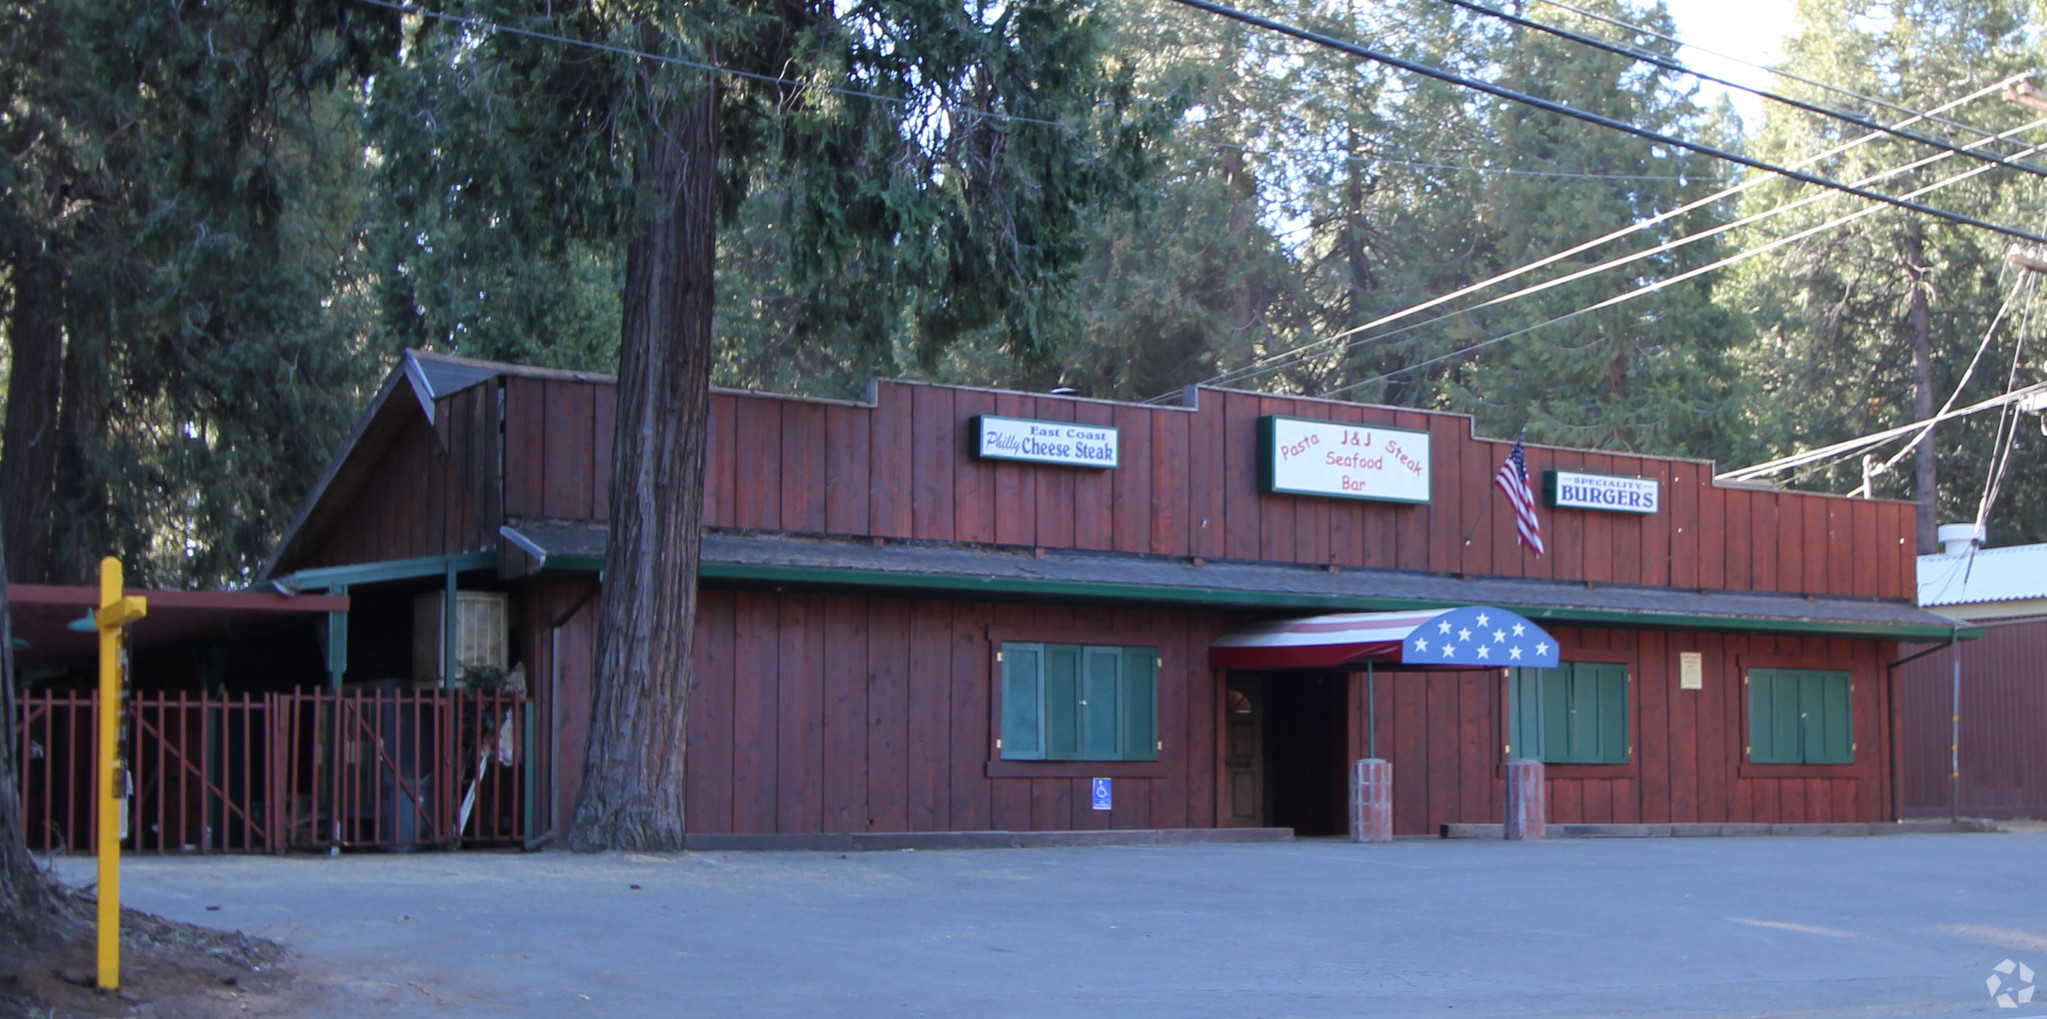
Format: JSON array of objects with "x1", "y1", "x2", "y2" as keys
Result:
[
  {"x1": 353, "y1": 0, "x2": 1070, "y2": 128},
  {"x1": 1162, "y1": 0, "x2": 2047, "y2": 246},
  {"x1": 1169, "y1": 76, "x2": 2030, "y2": 399},
  {"x1": 1440, "y1": 0, "x2": 2047, "y2": 182},
  {"x1": 363, "y1": 0, "x2": 1727, "y2": 190},
  {"x1": 1529, "y1": 0, "x2": 2021, "y2": 148},
  {"x1": 1317, "y1": 125, "x2": 2047, "y2": 403}
]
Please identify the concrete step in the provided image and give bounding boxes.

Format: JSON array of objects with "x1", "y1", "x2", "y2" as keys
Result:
[{"x1": 1439, "y1": 819, "x2": 1999, "y2": 839}]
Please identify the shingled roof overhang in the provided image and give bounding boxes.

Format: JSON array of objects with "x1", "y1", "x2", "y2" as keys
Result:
[{"x1": 694, "y1": 532, "x2": 1971, "y2": 642}]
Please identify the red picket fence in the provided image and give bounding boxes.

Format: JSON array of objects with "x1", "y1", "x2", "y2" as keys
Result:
[{"x1": 12, "y1": 687, "x2": 532, "y2": 855}]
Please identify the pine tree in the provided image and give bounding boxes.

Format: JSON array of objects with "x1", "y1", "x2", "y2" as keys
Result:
[{"x1": 1726, "y1": 0, "x2": 2046, "y2": 547}]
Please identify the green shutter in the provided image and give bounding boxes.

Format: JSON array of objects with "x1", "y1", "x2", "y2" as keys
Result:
[
  {"x1": 1749, "y1": 669, "x2": 1798, "y2": 764},
  {"x1": 1540, "y1": 667, "x2": 1571, "y2": 763},
  {"x1": 1565, "y1": 664, "x2": 1603, "y2": 764},
  {"x1": 1804, "y1": 670, "x2": 1853, "y2": 764},
  {"x1": 1120, "y1": 648, "x2": 1158, "y2": 762},
  {"x1": 1508, "y1": 669, "x2": 1544, "y2": 761},
  {"x1": 1591, "y1": 663, "x2": 1630, "y2": 764},
  {"x1": 1000, "y1": 644, "x2": 1044, "y2": 760},
  {"x1": 1044, "y1": 644, "x2": 1081, "y2": 760},
  {"x1": 1081, "y1": 647, "x2": 1122, "y2": 760}
]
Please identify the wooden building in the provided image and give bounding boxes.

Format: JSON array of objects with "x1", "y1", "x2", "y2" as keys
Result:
[
  {"x1": 256, "y1": 350, "x2": 1961, "y2": 840},
  {"x1": 1900, "y1": 539, "x2": 2047, "y2": 820}
]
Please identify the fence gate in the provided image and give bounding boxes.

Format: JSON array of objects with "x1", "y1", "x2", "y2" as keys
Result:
[{"x1": 13, "y1": 688, "x2": 532, "y2": 855}]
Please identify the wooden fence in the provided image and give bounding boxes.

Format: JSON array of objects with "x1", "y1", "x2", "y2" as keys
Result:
[{"x1": 12, "y1": 688, "x2": 532, "y2": 854}]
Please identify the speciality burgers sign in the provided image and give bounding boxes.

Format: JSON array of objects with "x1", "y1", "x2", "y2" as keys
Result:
[
  {"x1": 1257, "y1": 415, "x2": 1431, "y2": 504},
  {"x1": 1543, "y1": 469, "x2": 1660, "y2": 514}
]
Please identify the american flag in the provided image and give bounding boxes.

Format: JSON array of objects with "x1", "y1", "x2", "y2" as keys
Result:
[{"x1": 1496, "y1": 430, "x2": 1544, "y2": 557}]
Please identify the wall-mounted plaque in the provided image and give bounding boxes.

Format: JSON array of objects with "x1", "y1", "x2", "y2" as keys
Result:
[
  {"x1": 1544, "y1": 469, "x2": 1660, "y2": 514},
  {"x1": 971, "y1": 415, "x2": 1119, "y2": 468},
  {"x1": 1679, "y1": 651, "x2": 1703, "y2": 690},
  {"x1": 1257, "y1": 415, "x2": 1431, "y2": 504}
]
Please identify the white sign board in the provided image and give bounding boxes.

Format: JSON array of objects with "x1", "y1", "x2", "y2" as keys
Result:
[
  {"x1": 972, "y1": 415, "x2": 1119, "y2": 469},
  {"x1": 1679, "y1": 651, "x2": 1703, "y2": 690},
  {"x1": 1544, "y1": 470, "x2": 1660, "y2": 514},
  {"x1": 1257, "y1": 415, "x2": 1431, "y2": 504}
]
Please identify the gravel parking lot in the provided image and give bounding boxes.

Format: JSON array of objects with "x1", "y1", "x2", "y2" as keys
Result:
[{"x1": 54, "y1": 830, "x2": 2047, "y2": 1017}]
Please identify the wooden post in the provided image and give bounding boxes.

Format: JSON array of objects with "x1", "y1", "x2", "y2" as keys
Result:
[
  {"x1": 1350, "y1": 758, "x2": 1392, "y2": 843},
  {"x1": 1504, "y1": 759, "x2": 1545, "y2": 840},
  {"x1": 93, "y1": 558, "x2": 146, "y2": 989}
]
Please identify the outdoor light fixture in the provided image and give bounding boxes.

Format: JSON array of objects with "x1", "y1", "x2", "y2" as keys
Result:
[{"x1": 67, "y1": 611, "x2": 98, "y2": 633}]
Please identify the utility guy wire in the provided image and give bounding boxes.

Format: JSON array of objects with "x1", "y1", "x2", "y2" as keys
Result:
[
  {"x1": 1162, "y1": 0, "x2": 2047, "y2": 245},
  {"x1": 1440, "y1": 0, "x2": 2047, "y2": 181}
]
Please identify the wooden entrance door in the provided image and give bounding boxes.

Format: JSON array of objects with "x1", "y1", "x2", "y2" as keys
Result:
[{"x1": 1224, "y1": 676, "x2": 1263, "y2": 826}]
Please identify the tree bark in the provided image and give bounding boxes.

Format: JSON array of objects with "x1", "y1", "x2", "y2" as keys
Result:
[
  {"x1": 1904, "y1": 221, "x2": 1938, "y2": 554},
  {"x1": 0, "y1": 255, "x2": 65, "y2": 585},
  {"x1": 565, "y1": 79, "x2": 718, "y2": 851},
  {"x1": 0, "y1": 522, "x2": 58, "y2": 916}
]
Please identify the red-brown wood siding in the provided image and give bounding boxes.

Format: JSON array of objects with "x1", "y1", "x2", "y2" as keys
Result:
[
  {"x1": 683, "y1": 593, "x2": 1895, "y2": 835},
  {"x1": 677, "y1": 381, "x2": 1913, "y2": 599},
  {"x1": 1900, "y1": 619, "x2": 2047, "y2": 820}
]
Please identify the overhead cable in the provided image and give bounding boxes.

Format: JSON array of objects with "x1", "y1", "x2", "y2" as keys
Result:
[
  {"x1": 1276, "y1": 113, "x2": 2047, "y2": 392},
  {"x1": 1161, "y1": 0, "x2": 2047, "y2": 245},
  {"x1": 1171, "y1": 76, "x2": 2029, "y2": 399},
  {"x1": 1318, "y1": 126, "x2": 2047, "y2": 405},
  {"x1": 1529, "y1": 0, "x2": 2019, "y2": 146},
  {"x1": 353, "y1": 0, "x2": 1070, "y2": 128},
  {"x1": 1439, "y1": 0, "x2": 2047, "y2": 180},
  {"x1": 1716, "y1": 382, "x2": 2047, "y2": 483}
]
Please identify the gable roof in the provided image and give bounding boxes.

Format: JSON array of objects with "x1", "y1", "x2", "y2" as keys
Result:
[{"x1": 259, "y1": 350, "x2": 614, "y2": 582}]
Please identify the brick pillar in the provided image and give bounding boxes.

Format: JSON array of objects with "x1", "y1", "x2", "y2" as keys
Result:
[
  {"x1": 1504, "y1": 759, "x2": 1545, "y2": 840},
  {"x1": 1350, "y1": 758, "x2": 1393, "y2": 843}
]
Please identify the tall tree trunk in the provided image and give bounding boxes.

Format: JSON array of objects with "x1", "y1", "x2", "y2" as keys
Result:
[
  {"x1": 1904, "y1": 221, "x2": 1937, "y2": 554},
  {"x1": 566, "y1": 80, "x2": 718, "y2": 851},
  {"x1": 0, "y1": 525, "x2": 58, "y2": 916},
  {"x1": 0, "y1": 256, "x2": 65, "y2": 585},
  {"x1": 48, "y1": 330, "x2": 111, "y2": 585}
]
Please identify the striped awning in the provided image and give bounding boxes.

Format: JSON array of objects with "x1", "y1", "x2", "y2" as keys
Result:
[{"x1": 1210, "y1": 606, "x2": 1560, "y2": 670}]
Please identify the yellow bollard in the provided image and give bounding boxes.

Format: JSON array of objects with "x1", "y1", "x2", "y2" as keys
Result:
[{"x1": 93, "y1": 557, "x2": 146, "y2": 991}]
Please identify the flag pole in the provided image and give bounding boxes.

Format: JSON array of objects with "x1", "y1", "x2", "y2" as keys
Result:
[{"x1": 1463, "y1": 426, "x2": 1521, "y2": 547}]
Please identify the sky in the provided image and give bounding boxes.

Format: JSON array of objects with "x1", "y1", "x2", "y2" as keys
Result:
[{"x1": 1659, "y1": 0, "x2": 1803, "y2": 130}]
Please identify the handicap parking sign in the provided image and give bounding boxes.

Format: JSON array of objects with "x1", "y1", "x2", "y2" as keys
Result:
[{"x1": 1091, "y1": 777, "x2": 1112, "y2": 811}]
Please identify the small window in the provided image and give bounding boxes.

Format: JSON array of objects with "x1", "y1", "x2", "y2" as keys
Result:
[
  {"x1": 1509, "y1": 662, "x2": 1629, "y2": 764},
  {"x1": 1000, "y1": 643, "x2": 1158, "y2": 761},
  {"x1": 1748, "y1": 669, "x2": 1853, "y2": 765}
]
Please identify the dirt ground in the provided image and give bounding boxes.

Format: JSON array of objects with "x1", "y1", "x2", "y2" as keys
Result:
[{"x1": 0, "y1": 892, "x2": 294, "y2": 1019}]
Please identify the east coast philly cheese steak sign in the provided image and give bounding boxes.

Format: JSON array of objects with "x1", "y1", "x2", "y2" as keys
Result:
[
  {"x1": 1257, "y1": 415, "x2": 1431, "y2": 504},
  {"x1": 972, "y1": 415, "x2": 1119, "y2": 468}
]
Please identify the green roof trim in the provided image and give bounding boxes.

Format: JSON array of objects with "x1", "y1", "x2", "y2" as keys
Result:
[
  {"x1": 699, "y1": 560, "x2": 1974, "y2": 642},
  {"x1": 287, "y1": 550, "x2": 499, "y2": 591}
]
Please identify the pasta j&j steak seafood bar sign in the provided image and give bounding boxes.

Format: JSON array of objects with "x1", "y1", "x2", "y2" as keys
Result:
[
  {"x1": 972, "y1": 415, "x2": 1119, "y2": 468},
  {"x1": 1257, "y1": 415, "x2": 1431, "y2": 504},
  {"x1": 1543, "y1": 469, "x2": 1660, "y2": 514}
]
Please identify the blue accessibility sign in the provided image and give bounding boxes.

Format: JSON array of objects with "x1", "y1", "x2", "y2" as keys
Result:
[{"x1": 1091, "y1": 777, "x2": 1112, "y2": 812}]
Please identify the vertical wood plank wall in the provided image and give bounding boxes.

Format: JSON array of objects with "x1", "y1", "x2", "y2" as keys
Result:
[
  {"x1": 1899, "y1": 619, "x2": 2047, "y2": 820},
  {"x1": 303, "y1": 375, "x2": 1917, "y2": 602},
  {"x1": 680, "y1": 591, "x2": 1233, "y2": 835},
  {"x1": 683, "y1": 381, "x2": 1914, "y2": 600}
]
